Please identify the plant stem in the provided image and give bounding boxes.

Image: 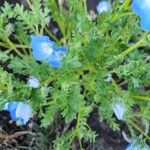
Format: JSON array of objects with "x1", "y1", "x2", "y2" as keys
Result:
[
  {"x1": 5, "y1": 38, "x2": 23, "y2": 57},
  {"x1": 118, "y1": 41, "x2": 142, "y2": 58},
  {"x1": 26, "y1": 0, "x2": 32, "y2": 8},
  {"x1": 117, "y1": 32, "x2": 148, "y2": 58},
  {"x1": 45, "y1": 27, "x2": 60, "y2": 44},
  {"x1": 83, "y1": 0, "x2": 87, "y2": 15},
  {"x1": 120, "y1": 0, "x2": 131, "y2": 10},
  {"x1": 130, "y1": 95, "x2": 150, "y2": 102},
  {"x1": 69, "y1": 112, "x2": 80, "y2": 145},
  {"x1": 15, "y1": 44, "x2": 29, "y2": 49},
  {"x1": 111, "y1": 12, "x2": 134, "y2": 23},
  {"x1": 128, "y1": 120, "x2": 150, "y2": 140},
  {"x1": 112, "y1": 79, "x2": 121, "y2": 94}
]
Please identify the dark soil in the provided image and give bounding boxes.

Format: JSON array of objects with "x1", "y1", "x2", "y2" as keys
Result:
[
  {"x1": 87, "y1": 110, "x2": 128, "y2": 150},
  {"x1": 0, "y1": 109, "x2": 128, "y2": 149}
]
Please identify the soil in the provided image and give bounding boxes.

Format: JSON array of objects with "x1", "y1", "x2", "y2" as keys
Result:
[{"x1": 0, "y1": 0, "x2": 129, "y2": 149}]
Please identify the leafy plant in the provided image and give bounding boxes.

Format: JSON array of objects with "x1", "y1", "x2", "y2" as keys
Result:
[{"x1": 0, "y1": 0, "x2": 149, "y2": 149}]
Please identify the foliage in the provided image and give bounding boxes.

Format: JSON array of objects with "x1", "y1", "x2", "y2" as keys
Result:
[{"x1": 0, "y1": 0, "x2": 150, "y2": 149}]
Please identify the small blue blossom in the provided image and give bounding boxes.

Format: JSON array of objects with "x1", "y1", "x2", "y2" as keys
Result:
[
  {"x1": 112, "y1": 103, "x2": 125, "y2": 121},
  {"x1": 132, "y1": 0, "x2": 150, "y2": 31},
  {"x1": 27, "y1": 76, "x2": 40, "y2": 88},
  {"x1": 4, "y1": 102, "x2": 32, "y2": 125},
  {"x1": 125, "y1": 141, "x2": 150, "y2": 150},
  {"x1": 104, "y1": 74, "x2": 113, "y2": 82},
  {"x1": 30, "y1": 35, "x2": 67, "y2": 68},
  {"x1": 96, "y1": 0, "x2": 111, "y2": 14}
]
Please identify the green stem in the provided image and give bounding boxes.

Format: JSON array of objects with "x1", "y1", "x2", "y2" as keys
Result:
[
  {"x1": 83, "y1": 0, "x2": 87, "y2": 15},
  {"x1": 0, "y1": 42, "x2": 10, "y2": 49},
  {"x1": 111, "y1": 12, "x2": 134, "y2": 23},
  {"x1": 6, "y1": 38, "x2": 23, "y2": 57},
  {"x1": 130, "y1": 95, "x2": 150, "y2": 102},
  {"x1": 79, "y1": 138, "x2": 83, "y2": 150},
  {"x1": 41, "y1": 99, "x2": 55, "y2": 107},
  {"x1": 50, "y1": 0, "x2": 66, "y2": 37},
  {"x1": 15, "y1": 44, "x2": 29, "y2": 49},
  {"x1": 117, "y1": 32, "x2": 148, "y2": 58},
  {"x1": 45, "y1": 27, "x2": 60, "y2": 44},
  {"x1": 26, "y1": 0, "x2": 32, "y2": 8},
  {"x1": 120, "y1": 0, "x2": 131, "y2": 10},
  {"x1": 128, "y1": 120, "x2": 150, "y2": 140},
  {"x1": 69, "y1": 112, "x2": 80, "y2": 145},
  {"x1": 112, "y1": 79, "x2": 121, "y2": 94},
  {"x1": 118, "y1": 41, "x2": 142, "y2": 57}
]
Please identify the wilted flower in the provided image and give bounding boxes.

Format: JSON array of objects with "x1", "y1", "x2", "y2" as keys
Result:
[
  {"x1": 126, "y1": 141, "x2": 150, "y2": 150},
  {"x1": 4, "y1": 102, "x2": 32, "y2": 125},
  {"x1": 96, "y1": 0, "x2": 111, "y2": 14},
  {"x1": 30, "y1": 35, "x2": 67, "y2": 68},
  {"x1": 27, "y1": 76, "x2": 40, "y2": 88},
  {"x1": 132, "y1": 0, "x2": 150, "y2": 31},
  {"x1": 112, "y1": 103, "x2": 125, "y2": 121}
]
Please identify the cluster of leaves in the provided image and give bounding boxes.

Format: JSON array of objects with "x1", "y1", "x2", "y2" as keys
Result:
[{"x1": 0, "y1": 0, "x2": 150, "y2": 149}]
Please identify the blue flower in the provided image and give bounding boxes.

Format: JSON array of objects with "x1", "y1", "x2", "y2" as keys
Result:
[
  {"x1": 30, "y1": 35, "x2": 67, "y2": 68},
  {"x1": 140, "y1": 16, "x2": 150, "y2": 31},
  {"x1": 132, "y1": 0, "x2": 150, "y2": 31},
  {"x1": 112, "y1": 103, "x2": 125, "y2": 121},
  {"x1": 96, "y1": 0, "x2": 111, "y2": 14},
  {"x1": 4, "y1": 102, "x2": 32, "y2": 125},
  {"x1": 27, "y1": 76, "x2": 40, "y2": 88},
  {"x1": 125, "y1": 141, "x2": 150, "y2": 150},
  {"x1": 132, "y1": 0, "x2": 150, "y2": 17}
]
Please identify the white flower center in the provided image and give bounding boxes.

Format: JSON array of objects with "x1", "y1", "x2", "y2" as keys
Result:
[
  {"x1": 41, "y1": 42, "x2": 53, "y2": 56},
  {"x1": 97, "y1": 1, "x2": 111, "y2": 14}
]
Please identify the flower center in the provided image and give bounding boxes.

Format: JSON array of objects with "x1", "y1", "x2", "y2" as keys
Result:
[
  {"x1": 55, "y1": 51, "x2": 65, "y2": 60},
  {"x1": 41, "y1": 42, "x2": 53, "y2": 56}
]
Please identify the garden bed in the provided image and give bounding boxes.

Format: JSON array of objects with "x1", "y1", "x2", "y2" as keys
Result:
[{"x1": 0, "y1": 0, "x2": 150, "y2": 149}]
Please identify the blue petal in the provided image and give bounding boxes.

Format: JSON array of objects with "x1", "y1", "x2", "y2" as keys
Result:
[
  {"x1": 47, "y1": 54, "x2": 61, "y2": 68},
  {"x1": 140, "y1": 16, "x2": 150, "y2": 31},
  {"x1": 132, "y1": 0, "x2": 150, "y2": 18},
  {"x1": 10, "y1": 109, "x2": 18, "y2": 121},
  {"x1": 31, "y1": 35, "x2": 54, "y2": 45},
  {"x1": 53, "y1": 46, "x2": 67, "y2": 60},
  {"x1": 30, "y1": 35, "x2": 55, "y2": 61},
  {"x1": 15, "y1": 103, "x2": 32, "y2": 125},
  {"x1": 5, "y1": 102, "x2": 19, "y2": 112},
  {"x1": 49, "y1": 60, "x2": 61, "y2": 68},
  {"x1": 4, "y1": 101, "x2": 32, "y2": 125},
  {"x1": 132, "y1": 0, "x2": 143, "y2": 17},
  {"x1": 53, "y1": 46, "x2": 67, "y2": 53}
]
